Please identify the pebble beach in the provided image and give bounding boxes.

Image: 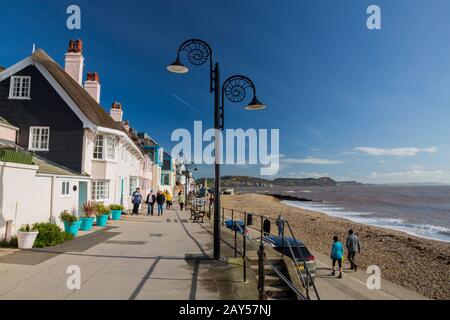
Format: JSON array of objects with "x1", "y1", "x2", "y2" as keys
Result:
[{"x1": 221, "y1": 193, "x2": 450, "y2": 300}]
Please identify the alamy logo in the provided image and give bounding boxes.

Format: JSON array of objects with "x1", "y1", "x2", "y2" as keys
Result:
[
  {"x1": 367, "y1": 5, "x2": 382, "y2": 30},
  {"x1": 66, "y1": 5, "x2": 81, "y2": 30},
  {"x1": 171, "y1": 121, "x2": 280, "y2": 176},
  {"x1": 66, "y1": 265, "x2": 81, "y2": 290},
  {"x1": 366, "y1": 265, "x2": 382, "y2": 290}
]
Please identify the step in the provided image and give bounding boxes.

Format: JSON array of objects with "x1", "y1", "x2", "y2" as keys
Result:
[
  {"x1": 265, "y1": 285, "x2": 293, "y2": 299},
  {"x1": 265, "y1": 275, "x2": 284, "y2": 286},
  {"x1": 250, "y1": 264, "x2": 282, "y2": 276}
]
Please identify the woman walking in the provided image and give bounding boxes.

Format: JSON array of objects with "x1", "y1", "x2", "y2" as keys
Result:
[
  {"x1": 330, "y1": 235, "x2": 345, "y2": 279},
  {"x1": 178, "y1": 191, "x2": 186, "y2": 211}
]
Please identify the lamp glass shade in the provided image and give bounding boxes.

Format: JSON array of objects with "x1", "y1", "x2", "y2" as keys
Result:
[
  {"x1": 245, "y1": 96, "x2": 266, "y2": 111},
  {"x1": 167, "y1": 58, "x2": 189, "y2": 74}
]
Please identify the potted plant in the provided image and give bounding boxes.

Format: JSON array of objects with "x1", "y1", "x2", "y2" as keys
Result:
[
  {"x1": 95, "y1": 203, "x2": 110, "y2": 227},
  {"x1": 80, "y1": 201, "x2": 97, "y2": 231},
  {"x1": 17, "y1": 224, "x2": 39, "y2": 249},
  {"x1": 109, "y1": 204, "x2": 124, "y2": 220},
  {"x1": 60, "y1": 210, "x2": 82, "y2": 237}
]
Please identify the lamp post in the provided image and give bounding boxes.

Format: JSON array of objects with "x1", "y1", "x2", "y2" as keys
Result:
[{"x1": 168, "y1": 39, "x2": 265, "y2": 260}]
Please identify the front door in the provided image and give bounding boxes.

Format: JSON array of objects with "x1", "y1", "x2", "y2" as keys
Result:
[{"x1": 78, "y1": 182, "x2": 88, "y2": 214}]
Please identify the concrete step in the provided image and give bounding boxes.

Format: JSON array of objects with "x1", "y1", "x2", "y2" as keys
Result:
[
  {"x1": 265, "y1": 275, "x2": 284, "y2": 286},
  {"x1": 265, "y1": 285, "x2": 293, "y2": 299},
  {"x1": 250, "y1": 264, "x2": 282, "y2": 276}
]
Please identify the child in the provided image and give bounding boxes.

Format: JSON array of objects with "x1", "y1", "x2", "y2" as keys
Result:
[{"x1": 330, "y1": 235, "x2": 344, "y2": 279}]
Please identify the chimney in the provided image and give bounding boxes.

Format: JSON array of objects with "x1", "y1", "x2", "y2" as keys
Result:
[
  {"x1": 110, "y1": 102, "x2": 123, "y2": 122},
  {"x1": 84, "y1": 72, "x2": 101, "y2": 103},
  {"x1": 122, "y1": 120, "x2": 130, "y2": 132},
  {"x1": 64, "y1": 39, "x2": 84, "y2": 84}
]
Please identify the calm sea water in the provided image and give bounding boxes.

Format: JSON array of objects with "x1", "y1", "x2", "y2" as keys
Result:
[{"x1": 236, "y1": 185, "x2": 450, "y2": 242}]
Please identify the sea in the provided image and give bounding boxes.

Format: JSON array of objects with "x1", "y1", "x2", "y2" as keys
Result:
[{"x1": 235, "y1": 185, "x2": 450, "y2": 243}]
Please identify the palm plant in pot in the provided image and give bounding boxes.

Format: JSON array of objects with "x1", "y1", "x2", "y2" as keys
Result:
[
  {"x1": 17, "y1": 224, "x2": 39, "y2": 249},
  {"x1": 109, "y1": 204, "x2": 124, "y2": 220},
  {"x1": 60, "y1": 210, "x2": 81, "y2": 237},
  {"x1": 80, "y1": 201, "x2": 97, "y2": 231},
  {"x1": 95, "y1": 203, "x2": 110, "y2": 227}
]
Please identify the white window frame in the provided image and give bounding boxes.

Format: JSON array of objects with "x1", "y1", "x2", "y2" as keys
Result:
[
  {"x1": 106, "y1": 136, "x2": 116, "y2": 160},
  {"x1": 9, "y1": 76, "x2": 31, "y2": 100},
  {"x1": 92, "y1": 180, "x2": 110, "y2": 201},
  {"x1": 129, "y1": 177, "x2": 139, "y2": 196},
  {"x1": 93, "y1": 134, "x2": 104, "y2": 159},
  {"x1": 61, "y1": 181, "x2": 70, "y2": 196},
  {"x1": 28, "y1": 126, "x2": 50, "y2": 151}
]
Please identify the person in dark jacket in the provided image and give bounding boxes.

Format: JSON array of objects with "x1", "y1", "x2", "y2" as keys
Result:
[
  {"x1": 146, "y1": 190, "x2": 156, "y2": 216},
  {"x1": 131, "y1": 188, "x2": 142, "y2": 216},
  {"x1": 346, "y1": 229, "x2": 362, "y2": 271},
  {"x1": 156, "y1": 191, "x2": 166, "y2": 216}
]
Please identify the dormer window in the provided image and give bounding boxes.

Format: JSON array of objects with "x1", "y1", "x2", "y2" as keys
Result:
[{"x1": 9, "y1": 76, "x2": 31, "y2": 99}]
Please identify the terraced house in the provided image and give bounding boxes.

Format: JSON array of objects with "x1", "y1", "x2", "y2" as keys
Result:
[{"x1": 0, "y1": 40, "x2": 155, "y2": 214}]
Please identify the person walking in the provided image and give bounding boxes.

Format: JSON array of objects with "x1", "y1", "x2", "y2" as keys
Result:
[
  {"x1": 146, "y1": 189, "x2": 156, "y2": 216},
  {"x1": 131, "y1": 188, "x2": 143, "y2": 216},
  {"x1": 166, "y1": 191, "x2": 173, "y2": 210},
  {"x1": 178, "y1": 191, "x2": 186, "y2": 211},
  {"x1": 276, "y1": 215, "x2": 285, "y2": 237},
  {"x1": 346, "y1": 229, "x2": 362, "y2": 272},
  {"x1": 156, "y1": 191, "x2": 166, "y2": 216},
  {"x1": 330, "y1": 235, "x2": 345, "y2": 279}
]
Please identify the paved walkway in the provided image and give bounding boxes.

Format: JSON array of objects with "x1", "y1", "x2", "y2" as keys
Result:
[
  {"x1": 0, "y1": 209, "x2": 258, "y2": 300},
  {"x1": 310, "y1": 250, "x2": 427, "y2": 300}
]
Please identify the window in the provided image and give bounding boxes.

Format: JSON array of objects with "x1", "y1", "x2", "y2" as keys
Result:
[
  {"x1": 92, "y1": 180, "x2": 110, "y2": 201},
  {"x1": 93, "y1": 135, "x2": 104, "y2": 159},
  {"x1": 9, "y1": 76, "x2": 31, "y2": 99},
  {"x1": 62, "y1": 182, "x2": 70, "y2": 196},
  {"x1": 161, "y1": 174, "x2": 170, "y2": 186},
  {"x1": 129, "y1": 177, "x2": 139, "y2": 196},
  {"x1": 107, "y1": 136, "x2": 116, "y2": 160},
  {"x1": 29, "y1": 127, "x2": 50, "y2": 151}
]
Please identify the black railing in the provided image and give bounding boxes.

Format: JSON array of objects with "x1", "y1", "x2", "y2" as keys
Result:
[{"x1": 222, "y1": 208, "x2": 318, "y2": 300}]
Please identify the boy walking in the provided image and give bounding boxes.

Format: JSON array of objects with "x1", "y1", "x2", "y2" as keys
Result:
[
  {"x1": 330, "y1": 235, "x2": 344, "y2": 279},
  {"x1": 146, "y1": 190, "x2": 156, "y2": 216},
  {"x1": 156, "y1": 191, "x2": 166, "y2": 216},
  {"x1": 132, "y1": 188, "x2": 142, "y2": 216}
]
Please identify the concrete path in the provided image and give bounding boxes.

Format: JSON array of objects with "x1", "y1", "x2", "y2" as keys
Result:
[
  {"x1": 310, "y1": 250, "x2": 427, "y2": 300},
  {"x1": 0, "y1": 209, "x2": 258, "y2": 300}
]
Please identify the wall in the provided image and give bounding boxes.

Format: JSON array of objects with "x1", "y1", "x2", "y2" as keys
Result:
[
  {"x1": 0, "y1": 161, "x2": 88, "y2": 238},
  {"x1": 0, "y1": 124, "x2": 17, "y2": 142},
  {"x1": 0, "y1": 66, "x2": 85, "y2": 172}
]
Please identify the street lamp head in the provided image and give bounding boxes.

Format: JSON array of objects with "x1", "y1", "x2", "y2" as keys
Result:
[
  {"x1": 245, "y1": 95, "x2": 266, "y2": 111},
  {"x1": 167, "y1": 57, "x2": 189, "y2": 74}
]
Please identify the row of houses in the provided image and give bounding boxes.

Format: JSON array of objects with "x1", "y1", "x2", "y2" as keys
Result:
[{"x1": 0, "y1": 40, "x2": 193, "y2": 237}]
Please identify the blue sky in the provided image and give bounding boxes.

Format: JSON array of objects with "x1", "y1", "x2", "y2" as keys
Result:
[{"x1": 1, "y1": 0, "x2": 450, "y2": 183}]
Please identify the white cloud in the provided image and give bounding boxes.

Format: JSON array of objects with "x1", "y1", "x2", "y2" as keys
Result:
[
  {"x1": 367, "y1": 169, "x2": 450, "y2": 184},
  {"x1": 354, "y1": 146, "x2": 438, "y2": 157},
  {"x1": 283, "y1": 157, "x2": 344, "y2": 165}
]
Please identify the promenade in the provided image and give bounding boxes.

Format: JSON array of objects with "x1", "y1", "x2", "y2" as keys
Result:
[{"x1": 0, "y1": 208, "x2": 258, "y2": 300}]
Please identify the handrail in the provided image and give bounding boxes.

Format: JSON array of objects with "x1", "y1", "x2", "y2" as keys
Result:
[
  {"x1": 223, "y1": 207, "x2": 320, "y2": 300},
  {"x1": 285, "y1": 220, "x2": 320, "y2": 300},
  {"x1": 234, "y1": 221, "x2": 308, "y2": 301}
]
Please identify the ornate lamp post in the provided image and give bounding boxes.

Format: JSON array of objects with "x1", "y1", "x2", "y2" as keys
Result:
[{"x1": 168, "y1": 39, "x2": 265, "y2": 260}]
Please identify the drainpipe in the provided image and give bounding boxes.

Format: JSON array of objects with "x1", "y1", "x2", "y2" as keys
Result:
[{"x1": 49, "y1": 176, "x2": 55, "y2": 223}]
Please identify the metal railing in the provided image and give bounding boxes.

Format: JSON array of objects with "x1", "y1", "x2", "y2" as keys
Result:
[{"x1": 222, "y1": 208, "x2": 318, "y2": 300}]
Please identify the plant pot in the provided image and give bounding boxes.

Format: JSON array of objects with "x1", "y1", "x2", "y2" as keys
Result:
[
  {"x1": 17, "y1": 231, "x2": 39, "y2": 249},
  {"x1": 111, "y1": 210, "x2": 122, "y2": 221},
  {"x1": 64, "y1": 220, "x2": 82, "y2": 237},
  {"x1": 96, "y1": 214, "x2": 109, "y2": 227},
  {"x1": 80, "y1": 217, "x2": 95, "y2": 231}
]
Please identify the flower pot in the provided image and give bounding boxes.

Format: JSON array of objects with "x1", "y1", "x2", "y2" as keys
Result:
[
  {"x1": 80, "y1": 217, "x2": 95, "y2": 231},
  {"x1": 96, "y1": 214, "x2": 109, "y2": 227},
  {"x1": 17, "y1": 231, "x2": 39, "y2": 249},
  {"x1": 64, "y1": 220, "x2": 82, "y2": 237},
  {"x1": 111, "y1": 210, "x2": 122, "y2": 221}
]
